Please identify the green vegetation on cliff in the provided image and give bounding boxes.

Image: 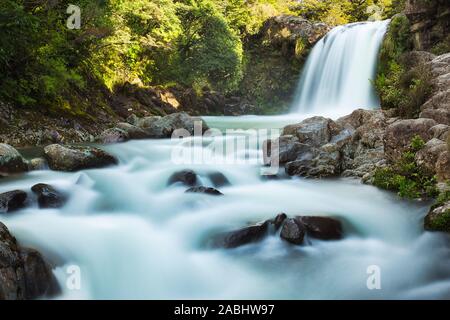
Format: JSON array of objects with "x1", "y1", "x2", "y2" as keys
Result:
[
  {"x1": 374, "y1": 13, "x2": 433, "y2": 118},
  {"x1": 0, "y1": 0, "x2": 405, "y2": 117},
  {"x1": 372, "y1": 135, "x2": 438, "y2": 199}
]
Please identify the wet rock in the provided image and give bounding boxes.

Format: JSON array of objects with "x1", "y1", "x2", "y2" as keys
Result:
[
  {"x1": 282, "y1": 116, "x2": 340, "y2": 148},
  {"x1": 424, "y1": 201, "x2": 450, "y2": 232},
  {"x1": 185, "y1": 186, "x2": 223, "y2": 196},
  {"x1": 95, "y1": 128, "x2": 130, "y2": 144},
  {"x1": 138, "y1": 112, "x2": 209, "y2": 139},
  {"x1": 0, "y1": 190, "x2": 27, "y2": 213},
  {"x1": 213, "y1": 221, "x2": 269, "y2": 249},
  {"x1": 264, "y1": 135, "x2": 315, "y2": 165},
  {"x1": 116, "y1": 122, "x2": 149, "y2": 140},
  {"x1": 167, "y1": 169, "x2": 198, "y2": 186},
  {"x1": 28, "y1": 158, "x2": 47, "y2": 171},
  {"x1": 207, "y1": 172, "x2": 230, "y2": 187},
  {"x1": 296, "y1": 216, "x2": 343, "y2": 240},
  {"x1": 0, "y1": 143, "x2": 28, "y2": 175},
  {"x1": 280, "y1": 218, "x2": 306, "y2": 245},
  {"x1": 20, "y1": 248, "x2": 61, "y2": 299},
  {"x1": 44, "y1": 144, "x2": 118, "y2": 172},
  {"x1": 384, "y1": 118, "x2": 437, "y2": 162},
  {"x1": 31, "y1": 183, "x2": 66, "y2": 209},
  {"x1": 270, "y1": 213, "x2": 287, "y2": 230},
  {"x1": 0, "y1": 222, "x2": 60, "y2": 299}
]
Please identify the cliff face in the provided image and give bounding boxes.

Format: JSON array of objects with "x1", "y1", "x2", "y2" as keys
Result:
[
  {"x1": 237, "y1": 15, "x2": 330, "y2": 114},
  {"x1": 404, "y1": 0, "x2": 450, "y2": 52}
]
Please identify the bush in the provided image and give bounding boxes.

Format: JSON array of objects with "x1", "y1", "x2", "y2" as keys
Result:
[
  {"x1": 372, "y1": 135, "x2": 438, "y2": 199},
  {"x1": 375, "y1": 14, "x2": 433, "y2": 118}
]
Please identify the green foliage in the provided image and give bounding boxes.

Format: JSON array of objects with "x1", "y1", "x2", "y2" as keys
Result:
[
  {"x1": 175, "y1": 0, "x2": 243, "y2": 92},
  {"x1": 375, "y1": 14, "x2": 432, "y2": 118},
  {"x1": 292, "y1": 0, "x2": 396, "y2": 26},
  {"x1": 372, "y1": 136, "x2": 438, "y2": 199}
]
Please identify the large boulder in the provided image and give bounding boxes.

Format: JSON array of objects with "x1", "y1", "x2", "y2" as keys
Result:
[
  {"x1": 0, "y1": 144, "x2": 28, "y2": 175},
  {"x1": 167, "y1": 169, "x2": 198, "y2": 187},
  {"x1": 384, "y1": 118, "x2": 437, "y2": 162},
  {"x1": 282, "y1": 116, "x2": 340, "y2": 148},
  {"x1": 266, "y1": 109, "x2": 389, "y2": 180},
  {"x1": 0, "y1": 190, "x2": 27, "y2": 213},
  {"x1": 207, "y1": 172, "x2": 230, "y2": 187},
  {"x1": 44, "y1": 144, "x2": 118, "y2": 172},
  {"x1": 31, "y1": 183, "x2": 66, "y2": 209},
  {"x1": 212, "y1": 221, "x2": 270, "y2": 249},
  {"x1": 296, "y1": 216, "x2": 343, "y2": 240},
  {"x1": 95, "y1": 128, "x2": 129, "y2": 144},
  {"x1": 212, "y1": 214, "x2": 286, "y2": 249},
  {"x1": 0, "y1": 222, "x2": 60, "y2": 299},
  {"x1": 115, "y1": 122, "x2": 149, "y2": 139}
]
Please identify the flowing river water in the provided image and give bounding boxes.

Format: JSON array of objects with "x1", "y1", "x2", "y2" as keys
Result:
[{"x1": 1, "y1": 21, "x2": 450, "y2": 300}]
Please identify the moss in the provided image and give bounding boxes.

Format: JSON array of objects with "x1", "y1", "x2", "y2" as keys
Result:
[
  {"x1": 372, "y1": 136, "x2": 438, "y2": 199},
  {"x1": 426, "y1": 209, "x2": 450, "y2": 232}
]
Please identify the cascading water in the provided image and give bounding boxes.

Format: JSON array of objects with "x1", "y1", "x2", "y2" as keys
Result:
[
  {"x1": 292, "y1": 20, "x2": 390, "y2": 115},
  {"x1": 2, "y1": 19, "x2": 450, "y2": 300}
]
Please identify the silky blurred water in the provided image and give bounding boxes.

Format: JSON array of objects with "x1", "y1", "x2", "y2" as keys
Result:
[{"x1": 1, "y1": 115, "x2": 450, "y2": 299}]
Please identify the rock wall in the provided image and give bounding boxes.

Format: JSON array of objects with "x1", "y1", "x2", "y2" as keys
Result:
[{"x1": 404, "y1": 0, "x2": 450, "y2": 52}]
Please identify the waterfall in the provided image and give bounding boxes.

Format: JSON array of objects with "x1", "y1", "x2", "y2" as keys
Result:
[{"x1": 292, "y1": 20, "x2": 390, "y2": 115}]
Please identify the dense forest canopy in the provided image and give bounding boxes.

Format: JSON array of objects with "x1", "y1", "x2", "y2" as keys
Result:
[{"x1": 0, "y1": 0, "x2": 402, "y2": 115}]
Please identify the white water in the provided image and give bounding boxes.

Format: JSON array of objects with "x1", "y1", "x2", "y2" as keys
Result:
[
  {"x1": 292, "y1": 20, "x2": 390, "y2": 115},
  {"x1": 1, "y1": 20, "x2": 450, "y2": 300},
  {"x1": 1, "y1": 118, "x2": 450, "y2": 299}
]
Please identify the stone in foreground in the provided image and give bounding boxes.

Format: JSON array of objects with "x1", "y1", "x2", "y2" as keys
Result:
[
  {"x1": 0, "y1": 190, "x2": 27, "y2": 213},
  {"x1": 0, "y1": 222, "x2": 60, "y2": 299},
  {"x1": 0, "y1": 143, "x2": 28, "y2": 175},
  {"x1": 31, "y1": 183, "x2": 67, "y2": 209},
  {"x1": 280, "y1": 218, "x2": 306, "y2": 245},
  {"x1": 167, "y1": 169, "x2": 198, "y2": 187},
  {"x1": 44, "y1": 144, "x2": 118, "y2": 172}
]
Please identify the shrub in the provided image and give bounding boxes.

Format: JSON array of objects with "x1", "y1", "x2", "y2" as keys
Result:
[{"x1": 372, "y1": 136, "x2": 438, "y2": 199}]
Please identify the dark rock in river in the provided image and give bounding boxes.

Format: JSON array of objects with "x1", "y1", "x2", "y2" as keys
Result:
[
  {"x1": 168, "y1": 169, "x2": 198, "y2": 186},
  {"x1": 20, "y1": 248, "x2": 61, "y2": 299},
  {"x1": 280, "y1": 218, "x2": 306, "y2": 245},
  {"x1": 0, "y1": 190, "x2": 27, "y2": 213},
  {"x1": 213, "y1": 221, "x2": 269, "y2": 249},
  {"x1": 296, "y1": 216, "x2": 343, "y2": 240},
  {"x1": 0, "y1": 222, "x2": 60, "y2": 299},
  {"x1": 0, "y1": 143, "x2": 28, "y2": 175},
  {"x1": 31, "y1": 183, "x2": 66, "y2": 209},
  {"x1": 207, "y1": 172, "x2": 231, "y2": 187},
  {"x1": 44, "y1": 144, "x2": 118, "y2": 172},
  {"x1": 185, "y1": 186, "x2": 223, "y2": 196}
]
